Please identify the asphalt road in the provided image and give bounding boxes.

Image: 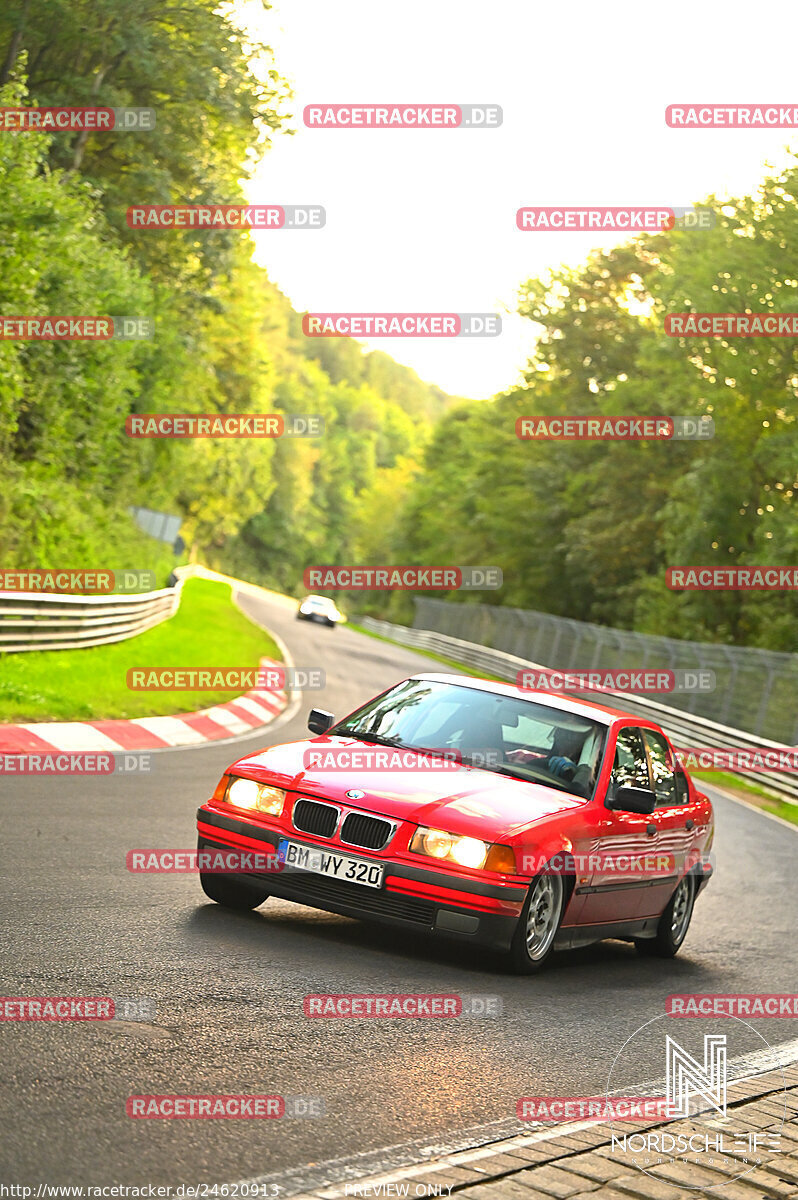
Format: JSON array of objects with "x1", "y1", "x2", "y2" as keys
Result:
[{"x1": 2, "y1": 587, "x2": 797, "y2": 1187}]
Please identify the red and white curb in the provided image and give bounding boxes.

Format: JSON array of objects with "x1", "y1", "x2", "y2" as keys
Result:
[{"x1": 0, "y1": 656, "x2": 288, "y2": 754}]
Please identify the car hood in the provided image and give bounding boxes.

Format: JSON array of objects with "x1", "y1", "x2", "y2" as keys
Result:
[{"x1": 229, "y1": 736, "x2": 587, "y2": 839}]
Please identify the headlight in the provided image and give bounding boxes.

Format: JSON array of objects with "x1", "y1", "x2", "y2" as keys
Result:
[
  {"x1": 410, "y1": 826, "x2": 489, "y2": 870},
  {"x1": 409, "y1": 827, "x2": 516, "y2": 872},
  {"x1": 225, "y1": 777, "x2": 286, "y2": 816},
  {"x1": 450, "y1": 836, "x2": 490, "y2": 869},
  {"x1": 418, "y1": 828, "x2": 454, "y2": 858}
]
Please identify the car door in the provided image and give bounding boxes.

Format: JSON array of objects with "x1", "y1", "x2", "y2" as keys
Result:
[
  {"x1": 578, "y1": 726, "x2": 659, "y2": 926},
  {"x1": 638, "y1": 728, "x2": 701, "y2": 918}
]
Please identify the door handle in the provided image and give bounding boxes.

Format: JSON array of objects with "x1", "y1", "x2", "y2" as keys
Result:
[
  {"x1": 646, "y1": 824, "x2": 656, "y2": 837},
  {"x1": 685, "y1": 819, "x2": 695, "y2": 831}
]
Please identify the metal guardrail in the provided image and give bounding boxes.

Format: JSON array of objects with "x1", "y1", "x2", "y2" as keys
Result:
[
  {"x1": 360, "y1": 617, "x2": 798, "y2": 805},
  {"x1": 0, "y1": 582, "x2": 182, "y2": 652},
  {"x1": 414, "y1": 596, "x2": 798, "y2": 744}
]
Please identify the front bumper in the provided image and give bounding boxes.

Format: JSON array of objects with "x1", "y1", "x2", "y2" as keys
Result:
[{"x1": 197, "y1": 806, "x2": 524, "y2": 951}]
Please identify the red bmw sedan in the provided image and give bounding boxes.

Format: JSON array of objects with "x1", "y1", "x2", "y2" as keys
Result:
[{"x1": 196, "y1": 674, "x2": 714, "y2": 973}]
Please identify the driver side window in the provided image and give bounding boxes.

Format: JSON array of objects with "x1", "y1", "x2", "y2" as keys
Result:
[{"x1": 612, "y1": 728, "x2": 650, "y2": 789}]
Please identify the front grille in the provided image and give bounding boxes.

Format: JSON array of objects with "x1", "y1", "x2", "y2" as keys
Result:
[
  {"x1": 340, "y1": 811, "x2": 393, "y2": 850},
  {"x1": 275, "y1": 871, "x2": 434, "y2": 926},
  {"x1": 292, "y1": 798, "x2": 338, "y2": 838}
]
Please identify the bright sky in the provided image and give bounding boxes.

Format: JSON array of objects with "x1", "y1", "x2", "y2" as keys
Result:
[{"x1": 238, "y1": 0, "x2": 798, "y2": 399}]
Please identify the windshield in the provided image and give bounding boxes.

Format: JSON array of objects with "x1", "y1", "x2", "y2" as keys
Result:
[{"x1": 332, "y1": 678, "x2": 607, "y2": 799}]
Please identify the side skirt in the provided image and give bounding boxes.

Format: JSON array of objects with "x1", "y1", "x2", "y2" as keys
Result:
[{"x1": 554, "y1": 915, "x2": 660, "y2": 950}]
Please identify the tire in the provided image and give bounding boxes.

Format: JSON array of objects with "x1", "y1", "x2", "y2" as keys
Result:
[
  {"x1": 200, "y1": 871, "x2": 270, "y2": 911},
  {"x1": 635, "y1": 874, "x2": 695, "y2": 958},
  {"x1": 507, "y1": 872, "x2": 566, "y2": 975}
]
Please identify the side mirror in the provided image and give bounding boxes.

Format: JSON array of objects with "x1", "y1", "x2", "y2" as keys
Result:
[
  {"x1": 308, "y1": 708, "x2": 335, "y2": 735},
  {"x1": 607, "y1": 784, "x2": 657, "y2": 815}
]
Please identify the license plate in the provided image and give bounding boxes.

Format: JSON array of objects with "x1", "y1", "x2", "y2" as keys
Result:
[{"x1": 277, "y1": 838, "x2": 384, "y2": 889}]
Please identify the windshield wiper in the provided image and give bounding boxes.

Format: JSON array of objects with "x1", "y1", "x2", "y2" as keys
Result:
[
  {"x1": 333, "y1": 731, "x2": 459, "y2": 762},
  {"x1": 333, "y1": 729, "x2": 408, "y2": 749}
]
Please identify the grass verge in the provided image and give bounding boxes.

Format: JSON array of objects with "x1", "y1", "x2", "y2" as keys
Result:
[
  {"x1": 0, "y1": 578, "x2": 281, "y2": 723},
  {"x1": 691, "y1": 769, "x2": 798, "y2": 826}
]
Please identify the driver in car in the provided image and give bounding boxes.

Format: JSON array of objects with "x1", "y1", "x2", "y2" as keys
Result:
[{"x1": 506, "y1": 727, "x2": 586, "y2": 781}]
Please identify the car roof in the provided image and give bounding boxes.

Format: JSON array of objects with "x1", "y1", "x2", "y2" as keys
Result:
[{"x1": 409, "y1": 672, "x2": 648, "y2": 726}]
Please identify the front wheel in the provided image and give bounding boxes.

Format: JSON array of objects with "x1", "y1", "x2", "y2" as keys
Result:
[
  {"x1": 200, "y1": 871, "x2": 270, "y2": 911},
  {"x1": 507, "y1": 873, "x2": 565, "y2": 974},
  {"x1": 635, "y1": 874, "x2": 695, "y2": 958}
]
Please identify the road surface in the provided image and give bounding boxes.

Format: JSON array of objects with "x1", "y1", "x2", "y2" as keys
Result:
[{"x1": 2, "y1": 587, "x2": 796, "y2": 1186}]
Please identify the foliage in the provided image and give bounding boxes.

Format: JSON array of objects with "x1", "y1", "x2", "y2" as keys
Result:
[{"x1": 387, "y1": 175, "x2": 798, "y2": 648}]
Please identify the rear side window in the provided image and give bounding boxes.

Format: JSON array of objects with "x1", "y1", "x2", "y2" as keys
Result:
[
  {"x1": 643, "y1": 730, "x2": 678, "y2": 807},
  {"x1": 675, "y1": 768, "x2": 690, "y2": 804}
]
